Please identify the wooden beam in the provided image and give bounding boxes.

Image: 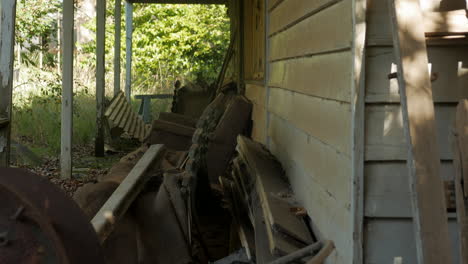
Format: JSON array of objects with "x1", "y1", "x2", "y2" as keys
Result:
[
  {"x1": 127, "y1": 0, "x2": 225, "y2": 4},
  {"x1": 351, "y1": 0, "x2": 367, "y2": 261},
  {"x1": 453, "y1": 100, "x2": 468, "y2": 264},
  {"x1": 114, "y1": 0, "x2": 122, "y2": 96},
  {"x1": 0, "y1": 0, "x2": 17, "y2": 166},
  {"x1": 61, "y1": 0, "x2": 74, "y2": 178},
  {"x1": 92, "y1": 144, "x2": 166, "y2": 242},
  {"x1": 95, "y1": 0, "x2": 106, "y2": 157},
  {"x1": 125, "y1": 2, "x2": 133, "y2": 102},
  {"x1": 389, "y1": 0, "x2": 452, "y2": 263}
]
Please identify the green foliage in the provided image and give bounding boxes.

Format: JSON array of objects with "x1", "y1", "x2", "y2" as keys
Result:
[{"x1": 80, "y1": 3, "x2": 230, "y2": 92}]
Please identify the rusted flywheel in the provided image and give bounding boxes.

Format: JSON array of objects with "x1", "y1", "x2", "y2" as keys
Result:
[{"x1": 0, "y1": 168, "x2": 105, "y2": 264}]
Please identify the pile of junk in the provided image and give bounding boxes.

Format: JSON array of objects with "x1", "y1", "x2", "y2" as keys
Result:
[{"x1": 0, "y1": 82, "x2": 335, "y2": 264}]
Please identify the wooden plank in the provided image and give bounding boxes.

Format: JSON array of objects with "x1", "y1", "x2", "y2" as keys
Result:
[
  {"x1": 351, "y1": 0, "x2": 367, "y2": 261},
  {"x1": 364, "y1": 162, "x2": 455, "y2": 218},
  {"x1": 105, "y1": 92, "x2": 124, "y2": 117},
  {"x1": 268, "y1": 0, "x2": 352, "y2": 61},
  {"x1": 109, "y1": 95, "x2": 126, "y2": 121},
  {"x1": 268, "y1": 0, "x2": 338, "y2": 35},
  {"x1": 389, "y1": 0, "x2": 452, "y2": 262},
  {"x1": 125, "y1": 2, "x2": 133, "y2": 102},
  {"x1": 152, "y1": 119, "x2": 195, "y2": 137},
  {"x1": 118, "y1": 103, "x2": 132, "y2": 128},
  {"x1": 95, "y1": 0, "x2": 106, "y2": 157},
  {"x1": 268, "y1": 87, "x2": 351, "y2": 155},
  {"x1": 115, "y1": 103, "x2": 129, "y2": 127},
  {"x1": 365, "y1": 47, "x2": 468, "y2": 103},
  {"x1": 453, "y1": 99, "x2": 468, "y2": 264},
  {"x1": 92, "y1": 144, "x2": 166, "y2": 242},
  {"x1": 253, "y1": 198, "x2": 276, "y2": 263},
  {"x1": 61, "y1": 0, "x2": 73, "y2": 178},
  {"x1": 268, "y1": 51, "x2": 352, "y2": 102},
  {"x1": 365, "y1": 105, "x2": 455, "y2": 161},
  {"x1": 0, "y1": 0, "x2": 16, "y2": 166},
  {"x1": 113, "y1": 0, "x2": 122, "y2": 96},
  {"x1": 237, "y1": 136, "x2": 313, "y2": 245},
  {"x1": 124, "y1": 111, "x2": 136, "y2": 134},
  {"x1": 364, "y1": 219, "x2": 460, "y2": 264}
]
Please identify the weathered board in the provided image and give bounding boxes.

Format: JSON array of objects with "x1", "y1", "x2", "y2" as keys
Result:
[
  {"x1": 364, "y1": 219, "x2": 460, "y2": 264},
  {"x1": 365, "y1": 104, "x2": 455, "y2": 161},
  {"x1": 389, "y1": 0, "x2": 452, "y2": 261},
  {"x1": 365, "y1": 47, "x2": 468, "y2": 103},
  {"x1": 268, "y1": 0, "x2": 339, "y2": 35},
  {"x1": 268, "y1": 87, "x2": 351, "y2": 155},
  {"x1": 268, "y1": 51, "x2": 352, "y2": 102},
  {"x1": 364, "y1": 161, "x2": 454, "y2": 218},
  {"x1": 268, "y1": 0, "x2": 352, "y2": 61}
]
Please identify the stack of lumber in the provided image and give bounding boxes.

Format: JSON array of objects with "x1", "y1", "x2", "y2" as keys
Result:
[
  {"x1": 105, "y1": 91, "x2": 150, "y2": 142},
  {"x1": 220, "y1": 136, "x2": 314, "y2": 262}
]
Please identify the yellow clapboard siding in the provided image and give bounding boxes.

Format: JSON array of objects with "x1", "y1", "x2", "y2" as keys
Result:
[
  {"x1": 268, "y1": 87, "x2": 351, "y2": 155},
  {"x1": 268, "y1": 0, "x2": 352, "y2": 61},
  {"x1": 269, "y1": 51, "x2": 352, "y2": 102}
]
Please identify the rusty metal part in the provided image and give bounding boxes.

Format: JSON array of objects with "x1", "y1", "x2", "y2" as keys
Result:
[{"x1": 0, "y1": 168, "x2": 104, "y2": 264}]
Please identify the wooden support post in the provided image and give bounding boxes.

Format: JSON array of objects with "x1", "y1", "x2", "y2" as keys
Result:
[
  {"x1": 114, "y1": 0, "x2": 121, "y2": 96},
  {"x1": 389, "y1": 0, "x2": 452, "y2": 263},
  {"x1": 125, "y1": 2, "x2": 133, "y2": 102},
  {"x1": 0, "y1": 0, "x2": 17, "y2": 167},
  {"x1": 95, "y1": 0, "x2": 106, "y2": 157},
  {"x1": 61, "y1": 0, "x2": 74, "y2": 178},
  {"x1": 237, "y1": 0, "x2": 244, "y2": 94},
  {"x1": 453, "y1": 100, "x2": 468, "y2": 264}
]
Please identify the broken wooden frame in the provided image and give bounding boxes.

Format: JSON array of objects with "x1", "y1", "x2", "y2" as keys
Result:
[{"x1": 91, "y1": 144, "x2": 165, "y2": 242}]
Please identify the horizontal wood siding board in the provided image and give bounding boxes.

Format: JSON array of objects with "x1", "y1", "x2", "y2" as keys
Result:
[
  {"x1": 268, "y1": 0, "x2": 352, "y2": 61},
  {"x1": 364, "y1": 219, "x2": 460, "y2": 264},
  {"x1": 364, "y1": 161, "x2": 454, "y2": 218},
  {"x1": 245, "y1": 83, "x2": 266, "y2": 107},
  {"x1": 365, "y1": 104, "x2": 455, "y2": 161},
  {"x1": 268, "y1": 51, "x2": 352, "y2": 102},
  {"x1": 268, "y1": 0, "x2": 339, "y2": 35},
  {"x1": 268, "y1": 114, "x2": 351, "y2": 263},
  {"x1": 251, "y1": 104, "x2": 267, "y2": 144},
  {"x1": 268, "y1": 87, "x2": 351, "y2": 155},
  {"x1": 365, "y1": 47, "x2": 468, "y2": 103}
]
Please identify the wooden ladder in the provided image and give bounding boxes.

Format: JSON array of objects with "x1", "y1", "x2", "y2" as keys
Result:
[{"x1": 389, "y1": 1, "x2": 468, "y2": 263}]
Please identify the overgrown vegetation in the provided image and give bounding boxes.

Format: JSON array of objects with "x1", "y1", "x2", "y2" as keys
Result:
[{"x1": 12, "y1": 0, "x2": 230, "y2": 159}]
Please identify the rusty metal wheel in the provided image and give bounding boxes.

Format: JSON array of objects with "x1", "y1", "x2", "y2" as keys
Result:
[{"x1": 0, "y1": 168, "x2": 105, "y2": 264}]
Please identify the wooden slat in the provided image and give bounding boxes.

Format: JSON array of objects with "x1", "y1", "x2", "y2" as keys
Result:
[
  {"x1": 365, "y1": 105, "x2": 455, "y2": 161},
  {"x1": 152, "y1": 119, "x2": 195, "y2": 137},
  {"x1": 92, "y1": 144, "x2": 165, "y2": 242},
  {"x1": 237, "y1": 136, "x2": 313, "y2": 245},
  {"x1": 453, "y1": 99, "x2": 468, "y2": 264},
  {"x1": 268, "y1": 87, "x2": 351, "y2": 155},
  {"x1": 109, "y1": 95, "x2": 126, "y2": 121},
  {"x1": 268, "y1": 0, "x2": 338, "y2": 35},
  {"x1": 115, "y1": 103, "x2": 129, "y2": 127},
  {"x1": 268, "y1": 0, "x2": 352, "y2": 61},
  {"x1": 389, "y1": 0, "x2": 452, "y2": 262},
  {"x1": 105, "y1": 92, "x2": 124, "y2": 117},
  {"x1": 124, "y1": 111, "x2": 136, "y2": 134},
  {"x1": 268, "y1": 51, "x2": 352, "y2": 102},
  {"x1": 364, "y1": 162, "x2": 455, "y2": 218},
  {"x1": 365, "y1": 47, "x2": 468, "y2": 103}
]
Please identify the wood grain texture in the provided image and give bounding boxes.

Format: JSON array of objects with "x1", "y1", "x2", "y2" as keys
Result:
[
  {"x1": 389, "y1": 0, "x2": 452, "y2": 262},
  {"x1": 268, "y1": 0, "x2": 338, "y2": 35},
  {"x1": 365, "y1": 105, "x2": 455, "y2": 161},
  {"x1": 268, "y1": 51, "x2": 352, "y2": 102},
  {"x1": 365, "y1": 47, "x2": 468, "y2": 103},
  {"x1": 268, "y1": 87, "x2": 351, "y2": 155},
  {"x1": 364, "y1": 162, "x2": 455, "y2": 218},
  {"x1": 268, "y1": 0, "x2": 352, "y2": 61}
]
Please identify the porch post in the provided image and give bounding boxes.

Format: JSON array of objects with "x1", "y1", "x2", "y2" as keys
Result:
[
  {"x1": 114, "y1": 0, "x2": 122, "y2": 96},
  {"x1": 61, "y1": 0, "x2": 74, "y2": 178},
  {"x1": 0, "y1": 0, "x2": 17, "y2": 167},
  {"x1": 95, "y1": 0, "x2": 106, "y2": 157},
  {"x1": 125, "y1": 1, "x2": 133, "y2": 102}
]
